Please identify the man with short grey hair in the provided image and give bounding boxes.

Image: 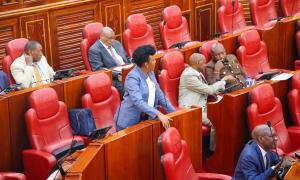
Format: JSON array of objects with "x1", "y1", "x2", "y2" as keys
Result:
[{"x1": 88, "y1": 26, "x2": 130, "y2": 95}]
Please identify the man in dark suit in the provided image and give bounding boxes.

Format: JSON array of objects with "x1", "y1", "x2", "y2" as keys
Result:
[
  {"x1": 233, "y1": 124, "x2": 295, "y2": 180},
  {"x1": 88, "y1": 26, "x2": 130, "y2": 95}
]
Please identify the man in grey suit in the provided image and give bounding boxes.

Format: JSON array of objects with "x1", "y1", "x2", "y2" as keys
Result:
[
  {"x1": 88, "y1": 26, "x2": 131, "y2": 95},
  {"x1": 179, "y1": 53, "x2": 234, "y2": 151}
]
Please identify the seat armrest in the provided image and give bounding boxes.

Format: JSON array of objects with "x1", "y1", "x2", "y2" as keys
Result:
[
  {"x1": 0, "y1": 172, "x2": 26, "y2": 180},
  {"x1": 197, "y1": 173, "x2": 232, "y2": 180},
  {"x1": 22, "y1": 149, "x2": 56, "y2": 180},
  {"x1": 288, "y1": 127, "x2": 300, "y2": 149}
]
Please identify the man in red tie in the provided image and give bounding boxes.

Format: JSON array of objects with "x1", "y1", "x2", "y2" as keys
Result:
[{"x1": 88, "y1": 26, "x2": 131, "y2": 96}]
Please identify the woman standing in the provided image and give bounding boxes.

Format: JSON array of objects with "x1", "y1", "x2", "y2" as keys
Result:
[{"x1": 114, "y1": 45, "x2": 175, "y2": 131}]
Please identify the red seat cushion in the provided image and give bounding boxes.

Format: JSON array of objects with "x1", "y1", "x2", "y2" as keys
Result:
[
  {"x1": 82, "y1": 73, "x2": 120, "y2": 134},
  {"x1": 281, "y1": 0, "x2": 300, "y2": 16},
  {"x1": 123, "y1": 13, "x2": 156, "y2": 57},
  {"x1": 250, "y1": 0, "x2": 277, "y2": 28},
  {"x1": 217, "y1": 0, "x2": 249, "y2": 33},
  {"x1": 160, "y1": 5, "x2": 192, "y2": 49},
  {"x1": 199, "y1": 40, "x2": 218, "y2": 63},
  {"x1": 81, "y1": 22, "x2": 103, "y2": 71},
  {"x1": 237, "y1": 29, "x2": 271, "y2": 78},
  {"x1": 248, "y1": 84, "x2": 300, "y2": 156},
  {"x1": 3, "y1": 38, "x2": 28, "y2": 85},
  {"x1": 288, "y1": 72, "x2": 300, "y2": 126},
  {"x1": 0, "y1": 173, "x2": 26, "y2": 180}
]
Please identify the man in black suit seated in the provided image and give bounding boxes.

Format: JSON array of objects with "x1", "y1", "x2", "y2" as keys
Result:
[{"x1": 88, "y1": 26, "x2": 131, "y2": 96}]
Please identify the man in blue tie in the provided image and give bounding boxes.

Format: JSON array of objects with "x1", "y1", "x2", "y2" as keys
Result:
[{"x1": 233, "y1": 124, "x2": 295, "y2": 180}]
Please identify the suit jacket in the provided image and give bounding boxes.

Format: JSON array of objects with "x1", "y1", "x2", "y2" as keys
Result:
[
  {"x1": 114, "y1": 66, "x2": 176, "y2": 130},
  {"x1": 178, "y1": 67, "x2": 225, "y2": 124},
  {"x1": 10, "y1": 54, "x2": 55, "y2": 89},
  {"x1": 88, "y1": 40, "x2": 130, "y2": 77},
  {"x1": 233, "y1": 140, "x2": 280, "y2": 180},
  {"x1": 0, "y1": 71, "x2": 8, "y2": 89}
]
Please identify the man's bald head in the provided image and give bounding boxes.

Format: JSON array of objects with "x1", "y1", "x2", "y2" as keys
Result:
[
  {"x1": 189, "y1": 53, "x2": 206, "y2": 72},
  {"x1": 100, "y1": 27, "x2": 116, "y2": 47},
  {"x1": 251, "y1": 124, "x2": 273, "y2": 139},
  {"x1": 251, "y1": 124, "x2": 277, "y2": 150}
]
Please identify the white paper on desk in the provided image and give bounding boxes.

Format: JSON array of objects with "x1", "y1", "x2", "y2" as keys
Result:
[
  {"x1": 271, "y1": 73, "x2": 293, "y2": 81},
  {"x1": 112, "y1": 64, "x2": 134, "y2": 72}
]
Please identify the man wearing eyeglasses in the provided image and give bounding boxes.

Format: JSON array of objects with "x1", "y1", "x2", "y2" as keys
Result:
[
  {"x1": 88, "y1": 27, "x2": 131, "y2": 96},
  {"x1": 233, "y1": 124, "x2": 295, "y2": 180}
]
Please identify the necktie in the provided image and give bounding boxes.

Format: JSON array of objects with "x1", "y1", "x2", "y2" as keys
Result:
[
  {"x1": 108, "y1": 46, "x2": 121, "y2": 66},
  {"x1": 265, "y1": 154, "x2": 269, "y2": 169},
  {"x1": 33, "y1": 63, "x2": 43, "y2": 86}
]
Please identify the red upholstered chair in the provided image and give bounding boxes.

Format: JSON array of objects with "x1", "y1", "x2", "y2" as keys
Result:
[
  {"x1": 23, "y1": 87, "x2": 84, "y2": 180},
  {"x1": 0, "y1": 173, "x2": 26, "y2": 180},
  {"x1": 281, "y1": 0, "x2": 300, "y2": 16},
  {"x1": 160, "y1": 5, "x2": 198, "y2": 50},
  {"x1": 250, "y1": 0, "x2": 277, "y2": 29},
  {"x1": 158, "y1": 127, "x2": 232, "y2": 180},
  {"x1": 123, "y1": 13, "x2": 156, "y2": 57},
  {"x1": 218, "y1": 0, "x2": 254, "y2": 33},
  {"x1": 82, "y1": 73, "x2": 119, "y2": 134},
  {"x1": 3, "y1": 38, "x2": 28, "y2": 85},
  {"x1": 236, "y1": 29, "x2": 272, "y2": 78},
  {"x1": 81, "y1": 22, "x2": 103, "y2": 71},
  {"x1": 288, "y1": 72, "x2": 300, "y2": 127},
  {"x1": 199, "y1": 40, "x2": 218, "y2": 63},
  {"x1": 248, "y1": 84, "x2": 300, "y2": 156}
]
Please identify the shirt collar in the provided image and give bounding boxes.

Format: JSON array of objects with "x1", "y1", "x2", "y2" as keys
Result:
[
  {"x1": 100, "y1": 40, "x2": 110, "y2": 49},
  {"x1": 257, "y1": 144, "x2": 267, "y2": 157}
]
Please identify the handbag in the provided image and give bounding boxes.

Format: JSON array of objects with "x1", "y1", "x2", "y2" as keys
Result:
[{"x1": 68, "y1": 108, "x2": 96, "y2": 136}]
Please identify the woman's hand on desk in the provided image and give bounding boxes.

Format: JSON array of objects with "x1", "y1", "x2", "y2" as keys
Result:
[{"x1": 157, "y1": 112, "x2": 173, "y2": 129}]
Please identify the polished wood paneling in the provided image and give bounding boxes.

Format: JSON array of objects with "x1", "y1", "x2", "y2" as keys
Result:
[
  {"x1": 20, "y1": 13, "x2": 51, "y2": 65},
  {"x1": 0, "y1": 97, "x2": 12, "y2": 171},
  {"x1": 49, "y1": 2, "x2": 99, "y2": 70},
  {"x1": 0, "y1": 18, "x2": 18, "y2": 69},
  {"x1": 195, "y1": 3, "x2": 215, "y2": 41}
]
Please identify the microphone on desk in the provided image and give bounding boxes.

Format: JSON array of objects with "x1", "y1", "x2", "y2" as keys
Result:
[{"x1": 266, "y1": 120, "x2": 280, "y2": 158}]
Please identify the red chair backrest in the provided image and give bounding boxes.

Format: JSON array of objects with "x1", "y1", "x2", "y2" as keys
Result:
[
  {"x1": 237, "y1": 29, "x2": 271, "y2": 78},
  {"x1": 247, "y1": 84, "x2": 294, "y2": 154},
  {"x1": 288, "y1": 72, "x2": 300, "y2": 126},
  {"x1": 250, "y1": 0, "x2": 277, "y2": 28},
  {"x1": 82, "y1": 73, "x2": 119, "y2": 134},
  {"x1": 199, "y1": 40, "x2": 218, "y2": 63},
  {"x1": 160, "y1": 5, "x2": 191, "y2": 49},
  {"x1": 297, "y1": 20, "x2": 300, "y2": 58},
  {"x1": 81, "y1": 22, "x2": 103, "y2": 71},
  {"x1": 0, "y1": 173, "x2": 26, "y2": 180},
  {"x1": 281, "y1": 0, "x2": 300, "y2": 16},
  {"x1": 3, "y1": 38, "x2": 28, "y2": 85},
  {"x1": 217, "y1": 0, "x2": 247, "y2": 33},
  {"x1": 159, "y1": 51, "x2": 185, "y2": 109},
  {"x1": 25, "y1": 87, "x2": 83, "y2": 153},
  {"x1": 159, "y1": 127, "x2": 198, "y2": 180},
  {"x1": 123, "y1": 13, "x2": 156, "y2": 57}
]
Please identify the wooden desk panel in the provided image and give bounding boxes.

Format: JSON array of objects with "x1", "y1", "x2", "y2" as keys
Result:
[
  {"x1": 66, "y1": 144, "x2": 105, "y2": 180},
  {"x1": 3, "y1": 83, "x2": 64, "y2": 171},
  {"x1": 145, "y1": 108, "x2": 202, "y2": 180},
  {"x1": 100, "y1": 123, "x2": 153, "y2": 180},
  {"x1": 0, "y1": 97, "x2": 12, "y2": 171}
]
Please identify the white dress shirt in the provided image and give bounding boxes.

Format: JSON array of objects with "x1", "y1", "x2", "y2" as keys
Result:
[
  {"x1": 146, "y1": 76, "x2": 155, "y2": 107},
  {"x1": 100, "y1": 40, "x2": 125, "y2": 65},
  {"x1": 257, "y1": 144, "x2": 268, "y2": 168}
]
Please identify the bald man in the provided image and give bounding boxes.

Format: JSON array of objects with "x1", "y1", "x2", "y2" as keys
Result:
[
  {"x1": 88, "y1": 26, "x2": 130, "y2": 95},
  {"x1": 205, "y1": 42, "x2": 246, "y2": 92},
  {"x1": 178, "y1": 53, "x2": 234, "y2": 151},
  {"x1": 233, "y1": 124, "x2": 295, "y2": 180}
]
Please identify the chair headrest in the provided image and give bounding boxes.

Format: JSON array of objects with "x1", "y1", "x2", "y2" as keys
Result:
[
  {"x1": 85, "y1": 73, "x2": 112, "y2": 103},
  {"x1": 162, "y1": 51, "x2": 185, "y2": 79},
  {"x1": 83, "y1": 22, "x2": 104, "y2": 44},
  {"x1": 126, "y1": 13, "x2": 148, "y2": 38},
  {"x1": 199, "y1": 40, "x2": 218, "y2": 62},
  {"x1": 222, "y1": 0, "x2": 239, "y2": 14},
  {"x1": 239, "y1": 30, "x2": 261, "y2": 55},
  {"x1": 162, "y1": 127, "x2": 183, "y2": 160},
  {"x1": 250, "y1": 84, "x2": 276, "y2": 114},
  {"x1": 6, "y1": 38, "x2": 28, "y2": 60},
  {"x1": 292, "y1": 72, "x2": 300, "y2": 90},
  {"x1": 256, "y1": 0, "x2": 270, "y2": 6},
  {"x1": 29, "y1": 87, "x2": 60, "y2": 119},
  {"x1": 162, "y1": 5, "x2": 183, "y2": 29}
]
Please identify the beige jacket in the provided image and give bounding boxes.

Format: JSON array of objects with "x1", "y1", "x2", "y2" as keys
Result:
[{"x1": 11, "y1": 54, "x2": 55, "y2": 89}]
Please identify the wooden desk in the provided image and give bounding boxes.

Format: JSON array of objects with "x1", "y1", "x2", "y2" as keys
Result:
[
  {"x1": 206, "y1": 80, "x2": 291, "y2": 176},
  {"x1": 66, "y1": 108, "x2": 202, "y2": 180},
  {"x1": 0, "y1": 96, "x2": 11, "y2": 171}
]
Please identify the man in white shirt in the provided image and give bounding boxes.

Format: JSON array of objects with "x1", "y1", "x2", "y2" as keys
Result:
[
  {"x1": 10, "y1": 40, "x2": 55, "y2": 89},
  {"x1": 88, "y1": 27, "x2": 131, "y2": 96}
]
